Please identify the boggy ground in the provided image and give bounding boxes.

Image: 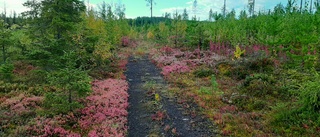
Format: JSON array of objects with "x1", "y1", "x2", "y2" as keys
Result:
[{"x1": 125, "y1": 55, "x2": 216, "y2": 137}]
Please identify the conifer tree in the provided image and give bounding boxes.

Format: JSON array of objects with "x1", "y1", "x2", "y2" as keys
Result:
[
  {"x1": 0, "y1": 20, "x2": 11, "y2": 63},
  {"x1": 182, "y1": 8, "x2": 189, "y2": 20}
]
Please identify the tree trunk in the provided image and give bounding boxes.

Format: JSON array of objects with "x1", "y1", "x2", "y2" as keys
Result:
[
  {"x1": 310, "y1": 0, "x2": 313, "y2": 13},
  {"x1": 301, "y1": 0, "x2": 303, "y2": 13},
  {"x1": 223, "y1": 0, "x2": 226, "y2": 17},
  {"x1": 150, "y1": 0, "x2": 153, "y2": 22},
  {"x1": 253, "y1": 0, "x2": 255, "y2": 16}
]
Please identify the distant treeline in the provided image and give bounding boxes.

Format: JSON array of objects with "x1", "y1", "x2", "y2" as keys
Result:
[{"x1": 0, "y1": 12, "x2": 25, "y2": 27}]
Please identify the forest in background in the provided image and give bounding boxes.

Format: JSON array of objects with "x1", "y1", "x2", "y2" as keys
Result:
[{"x1": 0, "y1": 0, "x2": 320, "y2": 136}]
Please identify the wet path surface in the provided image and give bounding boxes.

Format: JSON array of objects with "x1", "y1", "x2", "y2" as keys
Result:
[{"x1": 125, "y1": 55, "x2": 216, "y2": 137}]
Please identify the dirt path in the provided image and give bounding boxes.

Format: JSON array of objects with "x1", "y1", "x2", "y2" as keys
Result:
[{"x1": 125, "y1": 55, "x2": 216, "y2": 137}]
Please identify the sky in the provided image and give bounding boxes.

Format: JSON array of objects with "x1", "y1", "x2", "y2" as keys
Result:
[{"x1": 0, "y1": 0, "x2": 290, "y2": 20}]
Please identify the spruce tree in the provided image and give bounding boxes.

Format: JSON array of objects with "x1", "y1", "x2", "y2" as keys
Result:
[{"x1": 0, "y1": 20, "x2": 11, "y2": 63}]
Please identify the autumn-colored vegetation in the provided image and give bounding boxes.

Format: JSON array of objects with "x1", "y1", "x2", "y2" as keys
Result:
[
  {"x1": 0, "y1": 0, "x2": 131, "y2": 136},
  {"x1": 1, "y1": 0, "x2": 320, "y2": 136}
]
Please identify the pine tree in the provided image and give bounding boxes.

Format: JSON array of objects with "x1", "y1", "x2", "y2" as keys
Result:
[
  {"x1": 23, "y1": 0, "x2": 86, "y2": 62},
  {"x1": 40, "y1": 0, "x2": 85, "y2": 41},
  {"x1": 248, "y1": 0, "x2": 255, "y2": 16},
  {"x1": 182, "y1": 8, "x2": 189, "y2": 20},
  {"x1": 209, "y1": 9, "x2": 213, "y2": 21},
  {"x1": 0, "y1": 20, "x2": 11, "y2": 63},
  {"x1": 192, "y1": 0, "x2": 197, "y2": 20}
]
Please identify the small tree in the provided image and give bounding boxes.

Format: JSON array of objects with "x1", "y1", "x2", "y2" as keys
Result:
[
  {"x1": 0, "y1": 20, "x2": 11, "y2": 63},
  {"x1": 222, "y1": 0, "x2": 227, "y2": 17},
  {"x1": 159, "y1": 22, "x2": 169, "y2": 42},
  {"x1": 248, "y1": 0, "x2": 255, "y2": 16},
  {"x1": 172, "y1": 11, "x2": 187, "y2": 47},
  {"x1": 209, "y1": 9, "x2": 213, "y2": 21},
  {"x1": 44, "y1": 52, "x2": 92, "y2": 115},
  {"x1": 182, "y1": 8, "x2": 189, "y2": 20},
  {"x1": 192, "y1": 0, "x2": 198, "y2": 20}
]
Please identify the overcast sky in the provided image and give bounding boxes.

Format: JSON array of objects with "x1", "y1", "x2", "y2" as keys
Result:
[{"x1": 0, "y1": 0, "x2": 290, "y2": 20}]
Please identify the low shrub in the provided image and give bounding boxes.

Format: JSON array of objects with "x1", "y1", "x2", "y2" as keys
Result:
[
  {"x1": 299, "y1": 70, "x2": 320, "y2": 111},
  {"x1": 0, "y1": 62, "x2": 14, "y2": 81},
  {"x1": 42, "y1": 68, "x2": 92, "y2": 115},
  {"x1": 241, "y1": 73, "x2": 277, "y2": 97},
  {"x1": 269, "y1": 102, "x2": 320, "y2": 136},
  {"x1": 193, "y1": 68, "x2": 214, "y2": 78},
  {"x1": 0, "y1": 81, "x2": 27, "y2": 93}
]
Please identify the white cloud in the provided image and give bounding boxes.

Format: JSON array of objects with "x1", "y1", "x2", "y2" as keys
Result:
[
  {"x1": 159, "y1": 0, "x2": 287, "y2": 20},
  {"x1": 160, "y1": 6, "x2": 187, "y2": 14},
  {"x1": 0, "y1": 0, "x2": 28, "y2": 15},
  {"x1": 0, "y1": 0, "x2": 97, "y2": 16}
]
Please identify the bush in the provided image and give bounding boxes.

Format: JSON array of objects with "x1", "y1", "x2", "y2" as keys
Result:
[
  {"x1": 247, "y1": 57, "x2": 274, "y2": 73},
  {"x1": 42, "y1": 93, "x2": 83, "y2": 116},
  {"x1": 198, "y1": 87, "x2": 212, "y2": 95},
  {"x1": 193, "y1": 68, "x2": 214, "y2": 78},
  {"x1": 43, "y1": 68, "x2": 92, "y2": 115},
  {"x1": 241, "y1": 73, "x2": 277, "y2": 97},
  {"x1": 0, "y1": 81, "x2": 27, "y2": 93},
  {"x1": 299, "y1": 71, "x2": 320, "y2": 111},
  {"x1": 269, "y1": 102, "x2": 320, "y2": 136},
  {"x1": 0, "y1": 62, "x2": 14, "y2": 81},
  {"x1": 225, "y1": 55, "x2": 274, "y2": 80}
]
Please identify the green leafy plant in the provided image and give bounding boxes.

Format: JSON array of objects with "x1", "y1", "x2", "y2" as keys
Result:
[
  {"x1": 211, "y1": 74, "x2": 219, "y2": 91},
  {"x1": 233, "y1": 45, "x2": 245, "y2": 59},
  {"x1": 198, "y1": 87, "x2": 212, "y2": 95},
  {"x1": 143, "y1": 80, "x2": 156, "y2": 91}
]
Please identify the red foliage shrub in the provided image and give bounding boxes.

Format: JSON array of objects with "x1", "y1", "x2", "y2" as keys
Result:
[
  {"x1": 150, "y1": 46, "x2": 225, "y2": 76},
  {"x1": 1, "y1": 93, "x2": 43, "y2": 115},
  {"x1": 13, "y1": 61, "x2": 37, "y2": 75},
  {"x1": 209, "y1": 41, "x2": 233, "y2": 56},
  {"x1": 118, "y1": 60, "x2": 128, "y2": 70},
  {"x1": 151, "y1": 111, "x2": 167, "y2": 121},
  {"x1": 21, "y1": 79, "x2": 129, "y2": 137},
  {"x1": 219, "y1": 105, "x2": 238, "y2": 114},
  {"x1": 160, "y1": 46, "x2": 174, "y2": 55},
  {"x1": 79, "y1": 79, "x2": 129, "y2": 136},
  {"x1": 121, "y1": 36, "x2": 137, "y2": 47},
  {"x1": 161, "y1": 62, "x2": 190, "y2": 77},
  {"x1": 24, "y1": 115, "x2": 80, "y2": 137}
]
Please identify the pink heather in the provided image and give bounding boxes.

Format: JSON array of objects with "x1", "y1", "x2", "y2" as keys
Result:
[{"x1": 20, "y1": 78, "x2": 129, "y2": 136}]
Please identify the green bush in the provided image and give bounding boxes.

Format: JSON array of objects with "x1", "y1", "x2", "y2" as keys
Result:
[
  {"x1": 42, "y1": 92, "x2": 83, "y2": 116},
  {"x1": 0, "y1": 81, "x2": 27, "y2": 93},
  {"x1": 193, "y1": 69, "x2": 215, "y2": 78},
  {"x1": 241, "y1": 73, "x2": 277, "y2": 97},
  {"x1": 270, "y1": 102, "x2": 320, "y2": 136},
  {"x1": 228, "y1": 64, "x2": 250, "y2": 80},
  {"x1": 247, "y1": 57, "x2": 274, "y2": 73},
  {"x1": 299, "y1": 71, "x2": 320, "y2": 111},
  {"x1": 198, "y1": 87, "x2": 212, "y2": 95},
  {"x1": 234, "y1": 97, "x2": 267, "y2": 111},
  {"x1": 43, "y1": 67, "x2": 91, "y2": 115},
  {"x1": 0, "y1": 62, "x2": 14, "y2": 81}
]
